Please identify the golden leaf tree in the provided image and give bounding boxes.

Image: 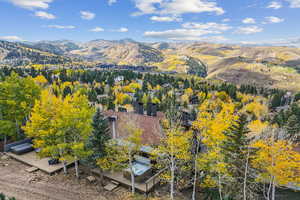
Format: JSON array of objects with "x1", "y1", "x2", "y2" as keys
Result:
[
  {"x1": 153, "y1": 121, "x2": 192, "y2": 200},
  {"x1": 23, "y1": 90, "x2": 94, "y2": 178},
  {"x1": 251, "y1": 132, "x2": 300, "y2": 200},
  {"x1": 0, "y1": 72, "x2": 41, "y2": 147},
  {"x1": 193, "y1": 92, "x2": 238, "y2": 200}
]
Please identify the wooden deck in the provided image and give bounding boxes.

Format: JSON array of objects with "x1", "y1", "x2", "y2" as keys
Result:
[
  {"x1": 92, "y1": 169, "x2": 161, "y2": 193},
  {"x1": 6, "y1": 151, "x2": 74, "y2": 175}
]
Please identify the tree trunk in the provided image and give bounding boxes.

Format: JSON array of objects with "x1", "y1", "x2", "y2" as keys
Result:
[
  {"x1": 60, "y1": 148, "x2": 67, "y2": 175},
  {"x1": 131, "y1": 169, "x2": 135, "y2": 195},
  {"x1": 170, "y1": 157, "x2": 175, "y2": 200},
  {"x1": 75, "y1": 159, "x2": 79, "y2": 178},
  {"x1": 63, "y1": 161, "x2": 67, "y2": 174},
  {"x1": 243, "y1": 149, "x2": 250, "y2": 200},
  {"x1": 3, "y1": 135, "x2": 7, "y2": 152},
  {"x1": 267, "y1": 178, "x2": 273, "y2": 200},
  {"x1": 129, "y1": 156, "x2": 135, "y2": 195},
  {"x1": 192, "y1": 139, "x2": 200, "y2": 200},
  {"x1": 271, "y1": 181, "x2": 276, "y2": 200},
  {"x1": 218, "y1": 173, "x2": 223, "y2": 200},
  {"x1": 192, "y1": 159, "x2": 198, "y2": 200}
]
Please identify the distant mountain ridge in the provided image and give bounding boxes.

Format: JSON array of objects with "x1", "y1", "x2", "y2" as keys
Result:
[{"x1": 1, "y1": 38, "x2": 300, "y2": 91}]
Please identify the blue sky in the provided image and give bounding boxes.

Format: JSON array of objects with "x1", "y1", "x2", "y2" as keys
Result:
[{"x1": 0, "y1": 0, "x2": 300, "y2": 44}]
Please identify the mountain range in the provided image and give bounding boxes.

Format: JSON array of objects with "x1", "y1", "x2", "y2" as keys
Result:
[{"x1": 1, "y1": 39, "x2": 300, "y2": 91}]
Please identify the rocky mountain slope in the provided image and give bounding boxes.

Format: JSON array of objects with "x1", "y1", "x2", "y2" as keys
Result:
[
  {"x1": 1, "y1": 39, "x2": 300, "y2": 91},
  {"x1": 69, "y1": 39, "x2": 164, "y2": 65}
]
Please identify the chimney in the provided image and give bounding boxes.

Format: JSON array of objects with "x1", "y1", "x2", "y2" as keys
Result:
[
  {"x1": 137, "y1": 102, "x2": 144, "y2": 115},
  {"x1": 152, "y1": 103, "x2": 157, "y2": 117},
  {"x1": 146, "y1": 103, "x2": 152, "y2": 116},
  {"x1": 134, "y1": 101, "x2": 139, "y2": 114},
  {"x1": 109, "y1": 116, "x2": 117, "y2": 139},
  {"x1": 182, "y1": 111, "x2": 190, "y2": 122}
]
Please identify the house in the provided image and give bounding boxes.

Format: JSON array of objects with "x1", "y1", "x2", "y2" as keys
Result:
[
  {"x1": 100, "y1": 110, "x2": 166, "y2": 192},
  {"x1": 104, "y1": 110, "x2": 165, "y2": 145},
  {"x1": 114, "y1": 76, "x2": 124, "y2": 83}
]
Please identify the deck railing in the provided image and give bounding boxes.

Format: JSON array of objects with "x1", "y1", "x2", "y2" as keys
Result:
[{"x1": 145, "y1": 167, "x2": 167, "y2": 193}]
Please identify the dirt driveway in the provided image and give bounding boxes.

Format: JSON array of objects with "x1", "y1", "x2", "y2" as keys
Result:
[{"x1": 0, "y1": 154, "x2": 131, "y2": 200}]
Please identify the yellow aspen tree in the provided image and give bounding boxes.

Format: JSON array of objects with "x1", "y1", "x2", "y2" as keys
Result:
[
  {"x1": 251, "y1": 136, "x2": 300, "y2": 200},
  {"x1": 152, "y1": 125, "x2": 192, "y2": 200},
  {"x1": 23, "y1": 89, "x2": 64, "y2": 161},
  {"x1": 33, "y1": 75, "x2": 48, "y2": 86},
  {"x1": 0, "y1": 72, "x2": 41, "y2": 147},
  {"x1": 24, "y1": 90, "x2": 94, "y2": 178},
  {"x1": 56, "y1": 91, "x2": 94, "y2": 178},
  {"x1": 193, "y1": 93, "x2": 238, "y2": 200}
]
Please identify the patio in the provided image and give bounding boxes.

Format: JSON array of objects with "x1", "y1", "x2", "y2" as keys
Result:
[
  {"x1": 92, "y1": 168, "x2": 164, "y2": 193},
  {"x1": 6, "y1": 151, "x2": 74, "y2": 175}
]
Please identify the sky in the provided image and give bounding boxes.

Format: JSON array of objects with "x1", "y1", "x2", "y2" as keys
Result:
[{"x1": 0, "y1": 0, "x2": 300, "y2": 44}]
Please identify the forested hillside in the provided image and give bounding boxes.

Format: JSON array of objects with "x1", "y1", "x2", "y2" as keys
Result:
[
  {"x1": 2, "y1": 39, "x2": 300, "y2": 90},
  {"x1": 0, "y1": 40, "x2": 74, "y2": 66},
  {"x1": 1, "y1": 66, "x2": 300, "y2": 200}
]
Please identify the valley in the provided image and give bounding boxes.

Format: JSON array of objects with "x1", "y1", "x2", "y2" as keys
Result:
[{"x1": 1, "y1": 39, "x2": 300, "y2": 91}]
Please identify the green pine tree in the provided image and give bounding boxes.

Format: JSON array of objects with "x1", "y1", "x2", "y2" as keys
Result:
[
  {"x1": 85, "y1": 108, "x2": 111, "y2": 167},
  {"x1": 285, "y1": 115, "x2": 300, "y2": 139},
  {"x1": 223, "y1": 114, "x2": 258, "y2": 199}
]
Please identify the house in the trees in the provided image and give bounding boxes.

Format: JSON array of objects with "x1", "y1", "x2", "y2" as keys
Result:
[
  {"x1": 99, "y1": 109, "x2": 165, "y2": 193},
  {"x1": 114, "y1": 76, "x2": 124, "y2": 83}
]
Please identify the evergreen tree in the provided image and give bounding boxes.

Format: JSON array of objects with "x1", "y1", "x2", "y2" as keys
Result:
[
  {"x1": 284, "y1": 115, "x2": 300, "y2": 139},
  {"x1": 85, "y1": 108, "x2": 111, "y2": 167},
  {"x1": 294, "y1": 92, "x2": 300, "y2": 102},
  {"x1": 270, "y1": 93, "x2": 282, "y2": 109},
  {"x1": 223, "y1": 114, "x2": 258, "y2": 199},
  {"x1": 142, "y1": 80, "x2": 148, "y2": 92},
  {"x1": 63, "y1": 86, "x2": 72, "y2": 98},
  {"x1": 273, "y1": 110, "x2": 287, "y2": 127},
  {"x1": 88, "y1": 88, "x2": 97, "y2": 102},
  {"x1": 183, "y1": 79, "x2": 190, "y2": 89}
]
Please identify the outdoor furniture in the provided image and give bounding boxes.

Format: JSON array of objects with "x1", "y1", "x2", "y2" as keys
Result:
[
  {"x1": 11, "y1": 143, "x2": 34, "y2": 155},
  {"x1": 48, "y1": 158, "x2": 60, "y2": 165},
  {"x1": 35, "y1": 148, "x2": 41, "y2": 153}
]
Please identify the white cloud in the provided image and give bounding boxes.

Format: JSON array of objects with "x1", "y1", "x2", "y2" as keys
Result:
[
  {"x1": 0, "y1": 35, "x2": 24, "y2": 41},
  {"x1": 264, "y1": 16, "x2": 284, "y2": 24},
  {"x1": 285, "y1": 0, "x2": 300, "y2": 8},
  {"x1": 144, "y1": 22, "x2": 231, "y2": 41},
  {"x1": 242, "y1": 18, "x2": 256, "y2": 24},
  {"x1": 90, "y1": 27, "x2": 104, "y2": 32},
  {"x1": 182, "y1": 22, "x2": 232, "y2": 31},
  {"x1": 235, "y1": 26, "x2": 263, "y2": 34},
  {"x1": 34, "y1": 11, "x2": 56, "y2": 19},
  {"x1": 150, "y1": 15, "x2": 182, "y2": 22},
  {"x1": 133, "y1": 0, "x2": 224, "y2": 16},
  {"x1": 9, "y1": 0, "x2": 53, "y2": 10},
  {"x1": 80, "y1": 11, "x2": 95, "y2": 20},
  {"x1": 47, "y1": 25, "x2": 76, "y2": 29},
  {"x1": 222, "y1": 18, "x2": 230, "y2": 22},
  {"x1": 267, "y1": 1, "x2": 282, "y2": 9},
  {"x1": 116, "y1": 27, "x2": 129, "y2": 32},
  {"x1": 144, "y1": 29, "x2": 228, "y2": 41},
  {"x1": 108, "y1": 0, "x2": 117, "y2": 5},
  {"x1": 239, "y1": 37, "x2": 300, "y2": 47}
]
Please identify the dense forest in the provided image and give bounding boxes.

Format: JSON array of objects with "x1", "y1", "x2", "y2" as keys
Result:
[{"x1": 0, "y1": 65, "x2": 300, "y2": 200}]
